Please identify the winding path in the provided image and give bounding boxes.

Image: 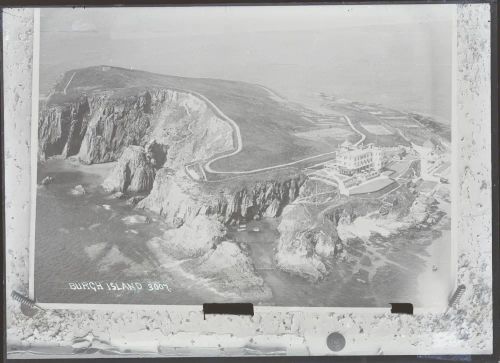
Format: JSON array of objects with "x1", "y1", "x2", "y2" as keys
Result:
[
  {"x1": 63, "y1": 72, "x2": 76, "y2": 95},
  {"x1": 174, "y1": 88, "x2": 367, "y2": 180},
  {"x1": 345, "y1": 115, "x2": 366, "y2": 146},
  {"x1": 187, "y1": 90, "x2": 243, "y2": 171},
  {"x1": 205, "y1": 149, "x2": 338, "y2": 175},
  {"x1": 202, "y1": 111, "x2": 366, "y2": 177}
]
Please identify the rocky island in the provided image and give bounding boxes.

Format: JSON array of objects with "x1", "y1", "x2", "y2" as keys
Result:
[{"x1": 35, "y1": 66, "x2": 452, "y2": 307}]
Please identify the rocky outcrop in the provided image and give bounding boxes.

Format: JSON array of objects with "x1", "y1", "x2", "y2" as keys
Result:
[
  {"x1": 101, "y1": 145, "x2": 156, "y2": 193},
  {"x1": 195, "y1": 241, "x2": 272, "y2": 301},
  {"x1": 39, "y1": 88, "x2": 234, "y2": 168},
  {"x1": 147, "y1": 91, "x2": 234, "y2": 171},
  {"x1": 109, "y1": 192, "x2": 125, "y2": 199},
  {"x1": 275, "y1": 203, "x2": 340, "y2": 281},
  {"x1": 137, "y1": 168, "x2": 305, "y2": 226},
  {"x1": 121, "y1": 215, "x2": 150, "y2": 225},
  {"x1": 40, "y1": 176, "x2": 54, "y2": 186},
  {"x1": 406, "y1": 194, "x2": 440, "y2": 225},
  {"x1": 335, "y1": 190, "x2": 442, "y2": 242},
  {"x1": 137, "y1": 168, "x2": 212, "y2": 226},
  {"x1": 274, "y1": 188, "x2": 439, "y2": 282},
  {"x1": 222, "y1": 177, "x2": 304, "y2": 222},
  {"x1": 147, "y1": 216, "x2": 271, "y2": 300},
  {"x1": 153, "y1": 215, "x2": 226, "y2": 259}
]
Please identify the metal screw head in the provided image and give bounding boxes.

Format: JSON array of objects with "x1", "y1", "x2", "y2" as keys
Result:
[
  {"x1": 326, "y1": 332, "x2": 346, "y2": 352},
  {"x1": 20, "y1": 303, "x2": 38, "y2": 318}
]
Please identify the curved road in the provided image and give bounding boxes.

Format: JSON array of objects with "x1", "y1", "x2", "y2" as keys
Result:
[
  {"x1": 182, "y1": 89, "x2": 243, "y2": 164},
  {"x1": 202, "y1": 109, "x2": 366, "y2": 176},
  {"x1": 345, "y1": 115, "x2": 366, "y2": 147},
  {"x1": 63, "y1": 72, "x2": 76, "y2": 95}
]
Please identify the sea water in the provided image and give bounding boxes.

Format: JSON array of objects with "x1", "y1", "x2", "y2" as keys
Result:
[{"x1": 35, "y1": 159, "x2": 452, "y2": 307}]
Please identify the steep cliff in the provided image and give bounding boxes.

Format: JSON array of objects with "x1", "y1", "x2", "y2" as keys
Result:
[
  {"x1": 41, "y1": 65, "x2": 337, "y2": 172},
  {"x1": 137, "y1": 168, "x2": 306, "y2": 226},
  {"x1": 38, "y1": 96, "x2": 90, "y2": 161},
  {"x1": 39, "y1": 87, "x2": 234, "y2": 167}
]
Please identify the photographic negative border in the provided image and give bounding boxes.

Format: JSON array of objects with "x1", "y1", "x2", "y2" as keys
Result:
[{"x1": 2, "y1": 0, "x2": 498, "y2": 358}]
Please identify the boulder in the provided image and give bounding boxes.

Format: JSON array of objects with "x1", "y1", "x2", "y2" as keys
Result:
[
  {"x1": 126, "y1": 195, "x2": 145, "y2": 206},
  {"x1": 40, "y1": 176, "x2": 54, "y2": 186},
  {"x1": 70, "y1": 185, "x2": 86, "y2": 196},
  {"x1": 110, "y1": 191, "x2": 125, "y2": 199},
  {"x1": 121, "y1": 215, "x2": 150, "y2": 225}
]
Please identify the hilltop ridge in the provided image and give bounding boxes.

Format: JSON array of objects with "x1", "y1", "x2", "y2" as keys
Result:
[{"x1": 41, "y1": 66, "x2": 353, "y2": 173}]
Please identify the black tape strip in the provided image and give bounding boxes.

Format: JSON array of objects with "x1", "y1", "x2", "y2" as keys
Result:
[
  {"x1": 390, "y1": 303, "x2": 413, "y2": 314},
  {"x1": 203, "y1": 303, "x2": 254, "y2": 319}
]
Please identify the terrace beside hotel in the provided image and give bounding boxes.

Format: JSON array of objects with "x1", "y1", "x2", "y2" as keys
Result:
[{"x1": 308, "y1": 141, "x2": 413, "y2": 197}]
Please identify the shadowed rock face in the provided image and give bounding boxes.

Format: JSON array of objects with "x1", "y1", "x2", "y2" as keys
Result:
[
  {"x1": 38, "y1": 88, "x2": 233, "y2": 167},
  {"x1": 146, "y1": 140, "x2": 168, "y2": 169},
  {"x1": 101, "y1": 139, "x2": 169, "y2": 194},
  {"x1": 38, "y1": 97, "x2": 90, "y2": 161},
  {"x1": 39, "y1": 92, "x2": 153, "y2": 163}
]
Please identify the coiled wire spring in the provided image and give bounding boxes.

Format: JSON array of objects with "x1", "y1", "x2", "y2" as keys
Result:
[{"x1": 11, "y1": 290, "x2": 41, "y2": 310}]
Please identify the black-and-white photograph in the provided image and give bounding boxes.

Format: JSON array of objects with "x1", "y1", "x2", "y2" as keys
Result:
[{"x1": 34, "y1": 5, "x2": 455, "y2": 307}]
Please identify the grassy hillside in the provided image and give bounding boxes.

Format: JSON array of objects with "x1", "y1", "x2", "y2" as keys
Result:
[
  {"x1": 322, "y1": 100, "x2": 450, "y2": 148},
  {"x1": 48, "y1": 66, "x2": 352, "y2": 172}
]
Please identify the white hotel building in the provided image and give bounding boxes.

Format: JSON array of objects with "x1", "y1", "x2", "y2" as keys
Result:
[{"x1": 331, "y1": 141, "x2": 385, "y2": 176}]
